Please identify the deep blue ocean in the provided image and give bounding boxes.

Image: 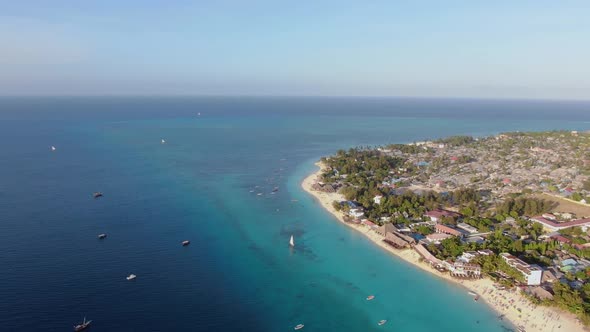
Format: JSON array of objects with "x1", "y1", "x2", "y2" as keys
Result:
[{"x1": 1, "y1": 97, "x2": 589, "y2": 332}]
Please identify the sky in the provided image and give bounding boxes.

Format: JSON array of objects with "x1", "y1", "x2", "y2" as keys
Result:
[{"x1": 1, "y1": 1, "x2": 589, "y2": 99}]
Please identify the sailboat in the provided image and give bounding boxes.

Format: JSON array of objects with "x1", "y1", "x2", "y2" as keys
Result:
[
  {"x1": 289, "y1": 235, "x2": 295, "y2": 247},
  {"x1": 74, "y1": 316, "x2": 92, "y2": 331}
]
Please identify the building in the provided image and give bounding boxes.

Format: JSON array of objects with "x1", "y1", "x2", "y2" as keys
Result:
[
  {"x1": 373, "y1": 195, "x2": 383, "y2": 205},
  {"x1": 530, "y1": 216, "x2": 590, "y2": 231},
  {"x1": 435, "y1": 224, "x2": 463, "y2": 237},
  {"x1": 500, "y1": 253, "x2": 543, "y2": 286},
  {"x1": 457, "y1": 222, "x2": 479, "y2": 234},
  {"x1": 425, "y1": 233, "x2": 453, "y2": 244},
  {"x1": 447, "y1": 261, "x2": 482, "y2": 278},
  {"x1": 424, "y1": 209, "x2": 461, "y2": 222}
]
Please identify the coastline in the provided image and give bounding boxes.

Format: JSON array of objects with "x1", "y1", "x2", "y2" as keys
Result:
[{"x1": 302, "y1": 161, "x2": 586, "y2": 332}]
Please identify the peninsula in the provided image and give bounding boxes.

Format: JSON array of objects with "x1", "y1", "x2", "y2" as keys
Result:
[{"x1": 303, "y1": 131, "x2": 590, "y2": 332}]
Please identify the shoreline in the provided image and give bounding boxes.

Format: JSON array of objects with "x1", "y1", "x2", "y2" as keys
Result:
[{"x1": 302, "y1": 161, "x2": 586, "y2": 332}]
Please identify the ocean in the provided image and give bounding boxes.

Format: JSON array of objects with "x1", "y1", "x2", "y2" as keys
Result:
[{"x1": 1, "y1": 96, "x2": 589, "y2": 331}]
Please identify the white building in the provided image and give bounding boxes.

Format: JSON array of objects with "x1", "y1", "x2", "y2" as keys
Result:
[
  {"x1": 373, "y1": 195, "x2": 383, "y2": 205},
  {"x1": 500, "y1": 253, "x2": 543, "y2": 286}
]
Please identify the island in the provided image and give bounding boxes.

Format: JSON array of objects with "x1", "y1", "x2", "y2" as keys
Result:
[{"x1": 302, "y1": 130, "x2": 590, "y2": 332}]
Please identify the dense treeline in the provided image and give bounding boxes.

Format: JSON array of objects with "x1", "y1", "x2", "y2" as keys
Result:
[
  {"x1": 496, "y1": 197, "x2": 554, "y2": 217},
  {"x1": 435, "y1": 135, "x2": 474, "y2": 147}
]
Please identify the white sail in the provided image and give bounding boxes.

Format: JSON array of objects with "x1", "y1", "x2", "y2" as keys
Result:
[{"x1": 289, "y1": 235, "x2": 294, "y2": 247}]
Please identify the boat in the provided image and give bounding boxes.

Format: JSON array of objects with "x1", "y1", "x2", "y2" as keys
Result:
[
  {"x1": 93, "y1": 192, "x2": 103, "y2": 198},
  {"x1": 182, "y1": 240, "x2": 190, "y2": 246},
  {"x1": 161, "y1": 139, "x2": 166, "y2": 144},
  {"x1": 257, "y1": 193, "x2": 263, "y2": 196},
  {"x1": 378, "y1": 320, "x2": 387, "y2": 326},
  {"x1": 98, "y1": 233, "x2": 107, "y2": 239},
  {"x1": 294, "y1": 324, "x2": 304, "y2": 330},
  {"x1": 474, "y1": 295, "x2": 479, "y2": 302},
  {"x1": 272, "y1": 186, "x2": 279, "y2": 192},
  {"x1": 289, "y1": 235, "x2": 295, "y2": 247},
  {"x1": 468, "y1": 291, "x2": 477, "y2": 296},
  {"x1": 74, "y1": 317, "x2": 92, "y2": 331},
  {"x1": 366, "y1": 295, "x2": 375, "y2": 300},
  {"x1": 126, "y1": 274, "x2": 137, "y2": 281},
  {"x1": 51, "y1": 146, "x2": 56, "y2": 151}
]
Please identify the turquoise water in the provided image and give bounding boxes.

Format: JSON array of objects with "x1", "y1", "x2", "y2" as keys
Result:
[{"x1": 1, "y1": 97, "x2": 589, "y2": 331}]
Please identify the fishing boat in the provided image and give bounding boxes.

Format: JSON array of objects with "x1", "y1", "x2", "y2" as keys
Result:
[
  {"x1": 289, "y1": 235, "x2": 295, "y2": 247},
  {"x1": 366, "y1": 295, "x2": 375, "y2": 300},
  {"x1": 294, "y1": 324, "x2": 304, "y2": 330},
  {"x1": 182, "y1": 240, "x2": 190, "y2": 246},
  {"x1": 378, "y1": 320, "x2": 387, "y2": 326},
  {"x1": 93, "y1": 192, "x2": 103, "y2": 198},
  {"x1": 98, "y1": 233, "x2": 107, "y2": 239},
  {"x1": 74, "y1": 317, "x2": 92, "y2": 331},
  {"x1": 126, "y1": 274, "x2": 137, "y2": 281}
]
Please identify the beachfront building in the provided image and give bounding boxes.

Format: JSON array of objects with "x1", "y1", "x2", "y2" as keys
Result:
[
  {"x1": 530, "y1": 216, "x2": 590, "y2": 232},
  {"x1": 445, "y1": 261, "x2": 482, "y2": 278},
  {"x1": 500, "y1": 253, "x2": 543, "y2": 286},
  {"x1": 435, "y1": 223, "x2": 463, "y2": 237},
  {"x1": 414, "y1": 243, "x2": 443, "y2": 267}
]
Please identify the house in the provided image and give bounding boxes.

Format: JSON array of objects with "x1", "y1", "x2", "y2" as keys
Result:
[
  {"x1": 435, "y1": 224, "x2": 463, "y2": 237},
  {"x1": 500, "y1": 253, "x2": 543, "y2": 286},
  {"x1": 424, "y1": 209, "x2": 461, "y2": 222}
]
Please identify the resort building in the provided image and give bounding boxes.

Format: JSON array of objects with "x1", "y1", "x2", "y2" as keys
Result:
[
  {"x1": 500, "y1": 253, "x2": 543, "y2": 286},
  {"x1": 435, "y1": 224, "x2": 463, "y2": 237},
  {"x1": 414, "y1": 243, "x2": 443, "y2": 267},
  {"x1": 425, "y1": 232, "x2": 453, "y2": 244},
  {"x1": 446, "y1": 261, "x2": 482, "y2": 278},
  {"x1": 529, "y1": 216, "x2": 590, "y2": 232}
]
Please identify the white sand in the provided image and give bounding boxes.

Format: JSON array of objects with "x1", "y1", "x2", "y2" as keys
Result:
[{"x1": 302, "y1": 162, "x2": 587, "y2": 332}]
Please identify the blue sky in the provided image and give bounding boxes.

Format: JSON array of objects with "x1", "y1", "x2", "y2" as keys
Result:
[{"x1": 1, "y1": 1, "x2": 589, "y2": 99}]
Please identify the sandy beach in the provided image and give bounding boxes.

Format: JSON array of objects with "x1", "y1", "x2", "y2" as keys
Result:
[{"x1": 302, "y1": 162, "x2": 587, "y2": 332}]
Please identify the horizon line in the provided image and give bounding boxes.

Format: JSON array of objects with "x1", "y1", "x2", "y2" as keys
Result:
[{"x1": 0, "y1": 94, "x2": 589, "y2": 103}]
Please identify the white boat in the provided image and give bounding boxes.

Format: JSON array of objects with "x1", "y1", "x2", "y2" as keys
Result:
[
  {"x1": 366, "y1": 295, "x2": 375, "y2": 300},
  {"x1": 289, "y1": 235, "x2": 295, "y2": 247},
  {"x1": 378, "y1": 320, "x2": 387, "y2": 326},
  {"x1": 51, "y1": 146, "x2": 56, "y2": 151},
  {"x1": 161, "y1": 139, "x2": 166, "y2": 144},
  {"x1": 182, "y1": 240, "x2": 190, "y2": 246},
  {"x1": 294, "y1": 324, "x2": 304, "y2": 330},
  {"x1": 126, "y1": 274, "x2": 137, "y2": 281},
  {"x1": 468, "y1": 291, "x2": 477, "y2": 296}
]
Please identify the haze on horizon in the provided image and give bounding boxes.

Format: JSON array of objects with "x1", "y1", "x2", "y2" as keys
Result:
[{"x1": 1, "y1": 1, "x2": 589, "y2": 100}]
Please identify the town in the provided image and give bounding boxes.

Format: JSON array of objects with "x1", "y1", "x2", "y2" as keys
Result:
[{"x1": 312, "y1": 131, "x2": 590, "y2": 326}]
